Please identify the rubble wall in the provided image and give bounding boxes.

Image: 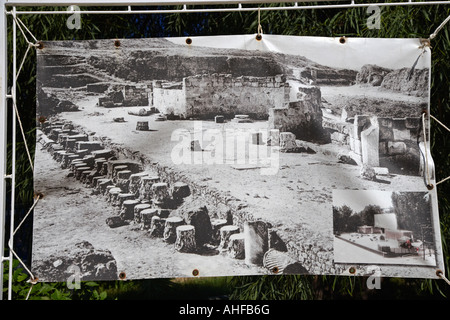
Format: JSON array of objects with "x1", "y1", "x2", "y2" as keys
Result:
[
  {"x1": 268, "y1": 86, "x2": 329, "y2": 143},
  {"x1": 98, "y1": 84, "x2": 151, "y2": 108},
  {"x1": 355, "y1": 64, "x2": 429, "y2": 98},
  {"x1": 328, "y1": 115, "x2": 424, "y2": 175},
  {"x1": 152, "y1": 81, "x2": 186, "y2": 117},
  {"x1": 183, "y1": 74, "x2": 290, "y2": 120},
  {"x1": 381, "y1": 68, "x2": 429, "y2": 98}
]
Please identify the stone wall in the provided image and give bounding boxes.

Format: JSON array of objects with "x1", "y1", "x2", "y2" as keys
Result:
[
  {"x1": 355, "y1": 64, "x2": 392, "y2": 86},
  {"x1": 268, "y1": 85, "x2": 329, "y2": 143},
  {"x1": 377, "y1": 116, "x2": 424, "y2": 175},
  {"x1": 335, "y1": 115, "x2": 424, "y2": 175},
  {"x1": 183, "y1": 73, "x2": 290, "y2": 120},
  {"x1": 380, "y1": 68, "x2": 429, "y2": 98},
  {"x1": 152, "y1": 81, "x2": 186, "y2": 117},
  {"x1": 150, "y1": 73, "x2": 290, "y2": 120},
  {"x1": 355, "y1": 64, "x2": 429, "y2": 98},
  {"x1": 98, "y1": 84, "x2": 151, "y2": 108}
]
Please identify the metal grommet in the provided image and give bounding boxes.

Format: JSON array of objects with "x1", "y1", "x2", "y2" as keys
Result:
[
  {"x1": 419, "y1": 38, "x2": 431, "y2": 49},
  {"x1": 36, "y1": 41, "x2": 44, "y2": 50},
  {"x1": 436, "y1": 269, "x2": 443, "y2": 277},
  {"x1": 119, "y1": 271, "x2": 126, "y2": 280},
  {"x1": 192, "y1": 269, "x2": 199, "y2": 276},
  {"x1": 28, "y1": 277, "x2": 39, "y2": 285},
  {"x1": 427, "y1": 184, "x2": 434, "y2": 190},
  {"x1": 186, "y1": 37, "x2": 192, "y2": 45},
  {"x1": 34, "y1": 192, "x2": 44, "y2": 199},
  {"x1": 339, "y1": 36, "x2": 346, "y2": 44},
  {"x1": 38, "y1": 116, "x2": 47, "y2": 124},
  {"x1": 255, "y1": 34, "x2": 262, "y2": 41},
  {"x1": 349, "y1": 266, "x2": 356, "y2": 274},
  {"x1": 271, "y1": 266, "x2": 279, "y2": 274},
  {"x1": 114, "y1": 39, "x2": 121, "y2": 48}
]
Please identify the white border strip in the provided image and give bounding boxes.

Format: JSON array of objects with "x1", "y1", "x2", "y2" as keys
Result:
[{"x1": 0, "y1": 0, "x2": 8, "y2": 302}]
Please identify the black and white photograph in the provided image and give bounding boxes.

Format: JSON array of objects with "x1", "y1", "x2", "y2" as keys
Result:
[
  {"x1": 31, "y1": 34, "x2": 444, "y2": 282},
  {"x1": 333, "y1": 190, "x2": 437, "y2": 267}
]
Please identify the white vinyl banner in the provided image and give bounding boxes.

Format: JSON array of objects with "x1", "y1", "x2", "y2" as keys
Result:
[{"x1": 32, "y1": 34, "x2": 444, "y2": 281}]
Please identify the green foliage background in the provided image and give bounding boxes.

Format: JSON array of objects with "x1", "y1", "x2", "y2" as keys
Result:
[{"x1": 2, "y1": 1, "x2": 450, "y2": 300}]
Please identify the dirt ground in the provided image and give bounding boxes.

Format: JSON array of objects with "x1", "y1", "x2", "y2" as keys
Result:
[
  {"x1": 32, "y1": 85, "x2": 428, "y2": 281},
  {"x1": 33, "y1": 148, "x2": 266, "y2": 280}
]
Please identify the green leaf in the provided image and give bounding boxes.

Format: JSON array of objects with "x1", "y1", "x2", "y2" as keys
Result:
[{"x1": 84, "y1": 281, "x2": 99, "y2": 287}]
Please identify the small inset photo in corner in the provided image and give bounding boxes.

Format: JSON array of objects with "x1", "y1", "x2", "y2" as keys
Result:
[{"x1": 332, "y1": 190, "x2": 437, "y2": 267}]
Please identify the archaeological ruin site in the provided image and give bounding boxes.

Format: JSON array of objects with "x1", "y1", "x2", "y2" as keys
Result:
[{"x1": 31, "y1": 36, "x2": 441, "y2": 281}]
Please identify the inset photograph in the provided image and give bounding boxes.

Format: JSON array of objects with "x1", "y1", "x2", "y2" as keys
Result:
[{"x1": 333, "y1": 190, "x2": 437, "y2": 266}]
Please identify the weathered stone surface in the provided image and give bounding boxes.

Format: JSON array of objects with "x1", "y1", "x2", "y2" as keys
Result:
[
  {"x1": 106, "y1": 215, "x2": 127, "y2": 228},
  {"x1": 108, "y1": 187, "x2": 122, "y2": 204},
  {"x1": 32, "y1": 241, "x2": 118, "y2": 281},
  {"x1": 97, "y1": 179, "x2": 113, "y2": 193},
  {"x1": 360, "y1": 164, "x2": 376, "y2": 181},
  {"x1": 380, "y1": 67, "x2": 429, "y2": 97},
  {"x1": 227, "y1": 233, "x2": 245, "y2": 259},
  {"x1": 172, "y1": 182, "x2": 191, "y2": 200},
  {"x1": 76, "y1": 166, "x2": 91, "y2": 180},
  {"x1": 140, "y1": 208, "x2": 159, "y2": 229},
  {"x1": 112, "y1": 165, "x2": 128, "y2": 180},
  {"x1": 268, "y1": 230, "x2": 288, "y2": 252},
  {"x1": 116, "y1": 193, "x2": 135, "y2": 208},
  {"x1": 152, "y1": 182, "x2": 170, "y2": 204},
  {"x1": 219, "y1": 225, "x2": 240, "y2": 251},
  {"x1": 405, "y1": 117, "x2": 421, "y2": 129},
  {"x1": 149, "y1": 216, "x2": 166, "y2": 238},
  {"x1": 157, "y1": 209, "x2": 171, "y2": 219},
  {"x1": 379, "y1": 125, "x2": 394, "y2": 141},
  {"x1": 139, "y1": 176, "x2": 159, "y2": 201},
  {"x1": 267, "y1": 129, "x2": 280, "y2": 146},
  {"x1": 244, "y1": 220, "x2": 269, "y2": 266},
  {"x1": 75, "y1": 141, "x2": 103, "y2": 152},
  {"x1": 279, "y1": 132, "x2": 297, "y2": 152},
  {"x1": 129, "y1": 172, "x2": 148, "y2": 196},
  {"x1": 360, "y1": 118, "x2": 380, "y2": 167},
  {"x1": 182, "y1": 205, "x2": 212, "y2": 246},
  {"x1": 175, "y1": 225, "x2": 197, "y2": 253},
  {"x1": 163, "y1": 216, "x2": 185, "y2": 243},
  {"x1": 330, "y1": 132, "x2": 348, "y2": 145},
  {"x1": 214, "y1": 115, "x2": 224, "y2": 123},
  {"x1": 116, "y1": 170, "x2": 132, "y2": 192},
  {"x1": 337, "y1": 153, "x2": 358, "y2": 165},
  {"x1": 387, "y1": 141, "x2": 407, "y2": 155},
  {"x1": 119, "y1": 199, "x2": 139, "y2": 221},
  {"x1": 268, "y1": 86, "x2": 329, "y2": 143},
  {"x1": 107, "y1": 160, "x2": 141, "y2": 179},
  {"x1": 356, "y1": 64, "x2": 392, "y2": 86},
  {"x1": 136, "y1": 121, "x2": 150, "y2": 131},
  {"x1": 133, "y1": 203, "x2": 152, "y2": 223},
  {"x1": 210, "y1": 218, "x2": 229, "y2": 245},
  {"x1": 378, "y1": 117, "x2": 393, "y2": 128},
  {"x1": 91, "y1": 149, "x2": 115, "y2": 160}
]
